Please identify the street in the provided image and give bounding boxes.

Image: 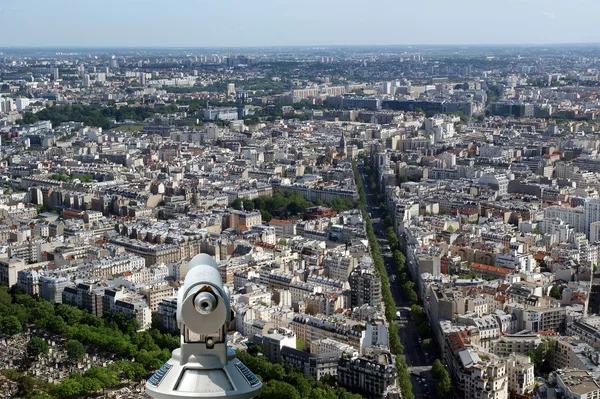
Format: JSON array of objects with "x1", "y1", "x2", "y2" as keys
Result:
[{"x1": 359, "y1": 165, "x2": 439, "y2": 399}]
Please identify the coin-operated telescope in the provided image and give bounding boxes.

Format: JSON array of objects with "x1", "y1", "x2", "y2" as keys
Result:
[{"x1": 146, "y1": 254, "x2": 262, "y2": 399}]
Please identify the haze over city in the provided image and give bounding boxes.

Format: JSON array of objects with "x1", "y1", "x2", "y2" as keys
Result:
[{"x1": 1, "y1": 0, "x2": 600, "y2": 47}]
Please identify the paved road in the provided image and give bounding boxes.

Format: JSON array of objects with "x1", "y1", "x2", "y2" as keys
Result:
[{"x1": 359, "y1": 165, "x2": 439, "y2": 399}]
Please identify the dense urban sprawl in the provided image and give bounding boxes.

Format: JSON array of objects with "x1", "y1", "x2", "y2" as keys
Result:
[{"x1": 1, "y1": 46, "x2": 600, "y2": 399}]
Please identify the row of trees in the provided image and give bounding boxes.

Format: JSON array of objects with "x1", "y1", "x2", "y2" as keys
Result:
[
  {"x1": 409, "y1": 304, "x2": 432, "y2": 343},
  {"x1": 431, "y1": 359, "x2": 454, "y2": 399},
  {"x1": 352, "y1": 161, "x2": 414, "y2": 399},
  {"x1": 364, "y1": 161, "x2": 457, "y2": 397},
  {"x1": 236, "y1": 349, "x2": 363, "y2": 399}
]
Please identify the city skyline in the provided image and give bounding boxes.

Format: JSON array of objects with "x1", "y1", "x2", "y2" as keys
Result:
[
  {"x1": 1, "y1": 0, "x2": 600, "y2": 47},
  {"x1": 3, "y1": 4, "x2": 600, "y2": 399}
]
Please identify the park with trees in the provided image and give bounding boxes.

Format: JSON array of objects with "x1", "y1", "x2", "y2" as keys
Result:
[{"x1": 230, "y1": 191, "x2": 356, "y2": 222}]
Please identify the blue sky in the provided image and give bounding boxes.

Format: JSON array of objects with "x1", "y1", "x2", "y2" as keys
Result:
[{"x1": 1, "y1": 0, "x2": 599, "y2": 47}]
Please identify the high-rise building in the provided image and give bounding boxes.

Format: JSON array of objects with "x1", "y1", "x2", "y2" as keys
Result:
[
  {"x1": 139, "y1": 72, "x2": 146, "y2": 86},
  {"x1": 585, "y1": 199, "x2": 600, "y2": 237},
  {"x1": 349, "y1": 263, "x2": 381, "y2": 307},
  {"x1": 83, "y1": 74, "x2": 91, "y2": 87},
  {"x1": 15, "y1": 98, "x2": 30, "y2": 111},
  {"x1": 382, "y1": 81, "x2": 392, "y2": 94},
  {"x1": 0, "y1": 98, "x2": 14, "y2": 114},
  {"x1": 53, "y1": 67, "x2": 59, "y2": 80},
  {"x1": 227, "y1": 83, "x2": 236, "y2": 96}
]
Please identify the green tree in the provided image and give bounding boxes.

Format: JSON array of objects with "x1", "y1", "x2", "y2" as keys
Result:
[
  {"x1": 527, "y1": 338, "x2": 556, "y2": 376},
  {"x1": 406, "y1": 288, "x2": 418, "y2": 304},
  {"x1": 264, "y1": 363, "x2": 285, "y2": 381},
  {"x1": 260, "y1": 380, "x2": 301, "y2": 399},
  {"x1": 28, "y1": 390, "x2": 52, "y2": 399},
  {"x1": 231, "y1": 198, "x2": 242, "y2": 210},
  {"x1": 432, "y1": 359, "x2": 454, "y2": 398},
  {"x1": 56, "y1": 305, "x2": 84, "y2": 325},
  {"x1": 431, "y1": 359, "x2": 445, "y2": 380},
  {"x1": 387, "y1": 227, "x2": 399, "y2": 251},
  {"x1": 51, "y1": 378, "x2": 84, "y2": 399},
  {"x1": 17, "y1": 112, "x2": 39, "y2": 125},
  {"x1": 388, "y1": 324, "x2": 404, "y2": 355},
  {"x1": 242, "y1": 199, "x2": 255, "y2": 212},
  {"x1": 416, "y1": 323, "x2": 430, "y2": 339},
  {"x1": 549, "y1": 285, "x2": 561, "y2": 299},
  {"x1": 0, "y1": 315, "x2": 23, "y2": 336},
  {"x1": 0, "y1": 286, "x2": 12, "y2": 309},
  {"x1": 286, "y1": 372, "x2": 312, "y2": 397},
  {"x1": 46, "y1": 315, "x2": 67, "y2": 334},
  {"x1": 260, "y1": 209, "x2": 272, "y2": 222},
  {"x1": 438, "y1": 374, "x2": 454, "y2": 399},
  {"x1": 296, "y1": 337, "x2": 305, "y2": 351},
  {"x1": 128, "y1": 362, "x2": 147, "y2": 380},
  {"x1": 411, "y1": 304, "x2": 423, "y2": 321},
  {"x1": 27, "y1": 337, "x2": 49, "y2": 358},
  {"x1": 422, "y1": 338, "x2": 432, "y2": 351},
  {"x1": 17, "y1": 375, "x2": 37, "y2": 398},
  {"x1": 84, "y1": 367, "x2": 119, "y2": 389},
  {"x1": 383, "y1": 215, "x2": 393, "y2": 227},
  {"x1": 66, "y1": 340, "x2": 85, "y2": 362}
]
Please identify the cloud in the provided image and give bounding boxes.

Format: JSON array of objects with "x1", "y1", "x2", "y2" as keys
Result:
[{"x1": 542, "y1": 12, "x2": 557, "y2": 20}]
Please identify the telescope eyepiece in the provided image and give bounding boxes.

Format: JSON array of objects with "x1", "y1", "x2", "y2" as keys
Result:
[{"x1": 194, "y1": 291, "x2": 217, "y2": 315}]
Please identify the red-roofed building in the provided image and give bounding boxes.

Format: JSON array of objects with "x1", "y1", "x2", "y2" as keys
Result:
[
  {"x1": 471, "y1": 262, "x2": 512, "y2": 278},
  {"x1": 304, "y1": 206, "x2": 337, "y2": 220},
  {"x1": 63, "y1": 208, "x2": 85, "y2": 220}
]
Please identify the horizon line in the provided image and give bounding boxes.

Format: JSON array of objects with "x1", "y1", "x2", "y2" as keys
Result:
[{"x1": 2, "y1": 42, "x2": 600, "y2": 50}]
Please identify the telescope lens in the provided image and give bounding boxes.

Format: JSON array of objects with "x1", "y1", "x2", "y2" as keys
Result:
[{"x1": 194, "y1": 292, "x2": 217, "y2": 314}]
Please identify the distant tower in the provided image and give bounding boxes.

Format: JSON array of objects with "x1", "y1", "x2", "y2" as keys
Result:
[
  {"x1": 82, "y1": 74, "x2": 91, "y2": 87},
  {"x1": 53, "y1": 67, "x2": 59, "y2": 80},
  {"x1": 338, "y1": 132, "x2": 347, "y2": 158},
  {"x1": 227, "y1": 83, "x2": 236, "y2": 96},
  {"x1": 139, "y1": 72, "x2": 146, "y2": 86}
]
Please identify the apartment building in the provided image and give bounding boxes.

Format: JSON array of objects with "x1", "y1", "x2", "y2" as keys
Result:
[
  {"x1": 493, "y1": 331, "x2": 541, "y2": 357},
  {"x1": 337, "y1": 349, "x2": 397, "y2": 398},
  {"x1": 142, "y1": 284, "x2": 176, "y2": 312}
]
